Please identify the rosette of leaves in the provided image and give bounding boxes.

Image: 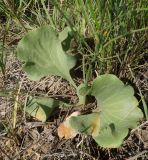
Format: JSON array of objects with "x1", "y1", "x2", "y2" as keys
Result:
[{"x1": 16, "y1": 26, "x2": 143, "y2": 148}]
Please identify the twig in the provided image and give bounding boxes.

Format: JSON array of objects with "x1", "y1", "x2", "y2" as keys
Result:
[
  {"x1": 13, "y1": 82, "x2": 22, "y2": 129},
  {"x1": 126, "y1": 150, "x2": 147, "y2": 160},
  {"x1": 131, "y1": 121, "x2": 148, "y2": 134}
]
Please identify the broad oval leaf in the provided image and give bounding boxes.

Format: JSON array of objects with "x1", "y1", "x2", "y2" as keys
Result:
[
  {"x1": 92, "y1": 74, "x2": 143, "y2": 148},
  {"x1": 70, "y1": 74, "x2": 143, "y2": 148},
  {"x1": 26, "y1": 96, "x2": 59, "y2": 122},
  {"x1": 16, "y1": 26, "x2": 76, "y2": 86}
]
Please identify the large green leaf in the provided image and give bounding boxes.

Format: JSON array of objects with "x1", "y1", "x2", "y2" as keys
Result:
[
  {"x1": 26, "y1": 96, "x2": 59, "y2": 122},
  {"x1": 70, "y1": 74, "x2": 143, "y2": 148},
  {"x1": 16, "y1": 26, "x2": 76, "y2": 86}
]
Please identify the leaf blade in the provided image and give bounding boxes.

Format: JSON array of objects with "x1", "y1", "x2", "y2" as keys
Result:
[
  {"x1": 16, "y1": 26, "x2": 76, "y2": 86},
  {"x1": 26, "y1": 96, "x2": 59, "y2": 122},
  {"x1": 91, "y1": 74, "x2": 143, "y2": 148}
]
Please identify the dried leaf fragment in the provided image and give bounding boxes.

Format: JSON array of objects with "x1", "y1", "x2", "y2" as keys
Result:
[{"x1": 58, "y1": 111, "x2": 80, "y2": 139}]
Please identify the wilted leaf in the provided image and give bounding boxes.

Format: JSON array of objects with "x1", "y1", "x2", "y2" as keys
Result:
[
  {"x1": 26, "y1": 97, "x2": 59, "y2": 122},
  {"x1": 17, "y1": 26, "x2": 76, "y2": 86},
  {"x1": 58, "y1": 111, "x2": 80, "y2": 139}
]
